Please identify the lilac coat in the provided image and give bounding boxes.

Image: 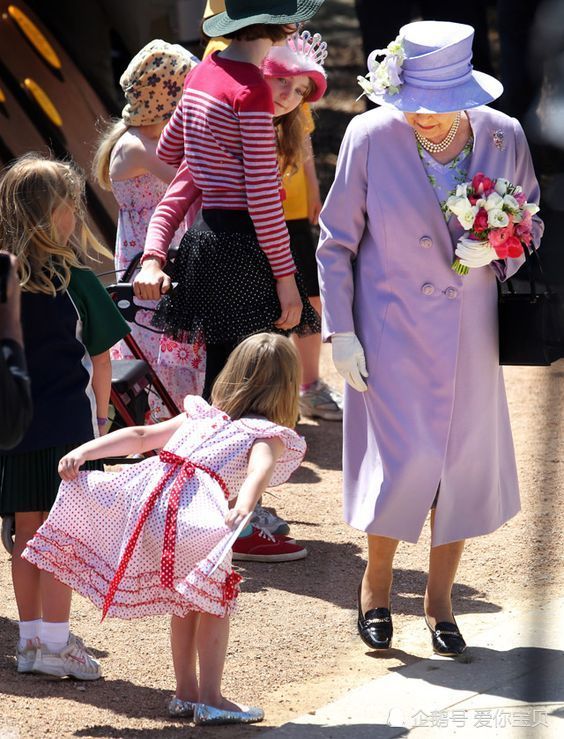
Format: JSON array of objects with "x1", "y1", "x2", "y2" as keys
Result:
[{"x1": 317, "y1": 106, "x2": 543, "y2": 546}]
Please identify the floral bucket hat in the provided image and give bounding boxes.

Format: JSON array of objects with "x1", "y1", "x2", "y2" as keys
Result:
[
  {"x1": 357, "y1": 21, "x2": 503, "y2": 114},
  {"x1": 120, "y1": 39, "x2": 199, "y2": 126}
]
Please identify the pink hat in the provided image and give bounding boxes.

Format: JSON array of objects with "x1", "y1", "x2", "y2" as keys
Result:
[{"x1": 262, "y1": 30, "x2": 328, "y2": 103}]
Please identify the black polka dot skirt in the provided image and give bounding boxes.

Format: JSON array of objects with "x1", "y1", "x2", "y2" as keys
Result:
[{"x1": 152, "y1": 209, "x2": 321, "y2": 345}]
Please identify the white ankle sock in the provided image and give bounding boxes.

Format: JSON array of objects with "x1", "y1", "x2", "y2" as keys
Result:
[
  {"x1": 18, "y1": 619, "x2": 42, "y2": 649},
  {"x1": 40, "y1": 621, "x2": 70, "y2": 652}
]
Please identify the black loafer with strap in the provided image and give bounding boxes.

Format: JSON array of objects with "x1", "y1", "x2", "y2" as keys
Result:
[
  {"x1": 357, "y1": 584, "x2": 393, "y2": 650},
  {"x1": 426, "y1": 618, "x2": 467, "y2": 656}
]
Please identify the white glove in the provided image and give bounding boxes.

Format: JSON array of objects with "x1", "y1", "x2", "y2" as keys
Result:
[
  {"x1": 455, "y1": 238, "x2": 498, "y2": 268},
  {"x1": 331, "y1": 332, "x2": 368, "y2": 392}
]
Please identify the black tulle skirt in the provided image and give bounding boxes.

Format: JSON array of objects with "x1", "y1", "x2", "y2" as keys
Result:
[{"x1": 152, "y1": 210, "x2": 321, "y2": 345}]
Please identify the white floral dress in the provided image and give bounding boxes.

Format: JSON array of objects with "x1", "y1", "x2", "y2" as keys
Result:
[
  {"x1": 111, "y1": 173, "x2": 205, "y2": 419},
  {"x1": 23, "y1": 396, "x2": 305, "y2": 619}
]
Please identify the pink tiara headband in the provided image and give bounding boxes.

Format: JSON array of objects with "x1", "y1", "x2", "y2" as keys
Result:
[{"x1": 262, "y1": 30, "x2": 328, "y2": 103}]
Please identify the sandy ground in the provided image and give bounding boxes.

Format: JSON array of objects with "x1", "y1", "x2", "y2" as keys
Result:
[
  {"x1": 1, "y1": 2, "x2": 563, "y2": 737},
  {"x1": 1, "y1": 354, "x2": 563, "y2": 739}
]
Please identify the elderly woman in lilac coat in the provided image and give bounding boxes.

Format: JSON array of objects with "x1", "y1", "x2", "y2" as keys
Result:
[{"x1": 317, "y1": 21, "x2": 543, "y2": 656}]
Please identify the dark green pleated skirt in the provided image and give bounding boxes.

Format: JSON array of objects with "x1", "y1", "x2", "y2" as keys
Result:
[{"x1": 0, "y1": 444, "x2": 103, "y2": 515}]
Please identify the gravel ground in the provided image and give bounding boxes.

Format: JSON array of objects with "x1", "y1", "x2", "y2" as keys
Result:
[
  {"x1": 1, "y1": 356, "x2": 563, "y2": 739},
  {"x1": 1, "y1": 2, "x2": 563, "y2": 737}
]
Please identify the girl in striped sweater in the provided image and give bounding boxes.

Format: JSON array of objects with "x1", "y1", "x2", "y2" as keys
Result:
[{"x1": 133, "y1": 0, "x2": 324, "y2": 398}]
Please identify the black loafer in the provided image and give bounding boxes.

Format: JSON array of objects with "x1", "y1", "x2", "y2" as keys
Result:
[
  {"x1": 357, "y1": 584, "x2": 393, "y2": 650},
  {"x1": 425, "y1": 618, "x2": 466, "y2": 656}
]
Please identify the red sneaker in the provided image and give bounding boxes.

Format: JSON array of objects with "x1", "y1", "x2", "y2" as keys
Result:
[{"x1": 232, "y1": 526, "x2": 308, "y2": 562}]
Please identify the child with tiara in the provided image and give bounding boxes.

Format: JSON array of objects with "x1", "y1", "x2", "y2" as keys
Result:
[
  {"x1": 0, "y1": 153, "x2": 130, "y2": 680},
  {"x1": 24, "y1": 332, "x2": 306, "y2": 725},
  {"x1": 93, "y1": 39, "x2": 204, "y2": 418},
  {"x1": 133, "y1": 0, "x2": 325, "y2": 400},
  {"x1": 201, "y1": 2, "x2": 343, "y2": 425}
]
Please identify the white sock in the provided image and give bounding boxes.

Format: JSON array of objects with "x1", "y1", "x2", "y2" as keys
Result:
[
  {"x1": 18, "y1": 619, "x2": 42, "y2": 649},
  {"x1": 40, "y1": 621, "x2": 70, "y2": 652}
]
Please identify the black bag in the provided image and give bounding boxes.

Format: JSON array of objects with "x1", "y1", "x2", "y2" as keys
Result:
[{"x1": 498, "y1": 247, "x2": 564, "y2": 366}]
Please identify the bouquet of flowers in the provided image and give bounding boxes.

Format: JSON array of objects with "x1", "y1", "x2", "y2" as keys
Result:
[{"x1": 445, "y1": 173, "x2": 540, "y2": 276}]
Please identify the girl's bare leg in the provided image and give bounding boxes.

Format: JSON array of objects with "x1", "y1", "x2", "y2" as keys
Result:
[
  {"x1": 197, "y1": 613, "x2": 252, "y2": 710},
  {"x1": 12, "y1": 511, "x2": 43, "y2": 621},
  {"x1": 292, "y1": 297, "x2": 322, "y2": 385},
  {"x1": 38, "y1": 512, "x2": 72, "y2": 625},
  {"x1": 361, "y1": 534, "x2": 400, "y2": 611},
  {"x1": 425, "y1": 509, "x2": 465, "y2": 626},
  {"x1": 171, "y1": 613, "x2": 200, "y2": 701}
]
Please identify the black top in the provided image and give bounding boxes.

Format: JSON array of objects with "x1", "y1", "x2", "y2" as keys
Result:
[{"x1": 4, "y1": 267, "x2": 129, "y2": 455}]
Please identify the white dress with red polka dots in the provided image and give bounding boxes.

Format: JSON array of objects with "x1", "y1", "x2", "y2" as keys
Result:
[{"x1": 23, "y1": 396, "x2": 305, "y2": 619}]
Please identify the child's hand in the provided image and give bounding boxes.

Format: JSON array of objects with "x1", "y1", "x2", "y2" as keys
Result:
[
  {"x1": 133, "y1": 259, "x2": 171, "y2": 301},
  {"x1": 307, "y1": 187, "x2": 322, "y2": 225},
  {"x1": 225, "y1": 506, "x2": 252, "y2": 530},
  {"x1": 58, "y1": 451, "x2": 87, "y2": 481},
  {"x1": 275, "y1": 275, "x2": 302, "y2": 330}
]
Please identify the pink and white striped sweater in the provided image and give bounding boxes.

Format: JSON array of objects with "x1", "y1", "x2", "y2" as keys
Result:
[{"x1": 151, "y1": 52, "x2": 295, "y2": 278}]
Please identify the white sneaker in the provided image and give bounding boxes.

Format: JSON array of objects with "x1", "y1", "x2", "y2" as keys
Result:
[
  {"x1": 33, "y1": 633, "x2": 102, "y2": 680},
  {"x1": 299, "y1": 380, "x2": 343, "y2": 421},
  {"x1": 16, "y1": 637, "x2": 40, "y2": 673},
  {"x1": 250, "y1": 504, "x2": 290, "y2": 535}
]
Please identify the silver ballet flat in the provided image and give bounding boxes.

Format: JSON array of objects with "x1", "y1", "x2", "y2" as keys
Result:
[
  {"x1": 193, "y1": 702, "x2": 265, "y2": 725},
  {"x1": 168, "y1": 696, "x2": 196, "y2": 717}
]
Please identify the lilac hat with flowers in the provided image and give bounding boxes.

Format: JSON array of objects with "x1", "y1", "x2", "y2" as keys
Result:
[{"x1": 357, "y1": 21, "x2": 503, "y2": 113}]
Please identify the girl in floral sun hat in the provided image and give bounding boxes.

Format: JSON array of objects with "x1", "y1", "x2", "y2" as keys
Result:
[{"x1": 92, "y1": 40, "x2": 205, "y2": 419}]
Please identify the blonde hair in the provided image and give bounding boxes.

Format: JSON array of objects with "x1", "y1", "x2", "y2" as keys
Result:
[
  {"x1": 92, "y1": 118, "x2": 129, "y2": 190},
  {"x1": 0, "y1": 153, "x2": 112, "y2": 295},
  {"x1": 274, "y1": 85, "x2": 314, "y2": 176},
  {"x1": 211, "y1": 333, "x2": 300, "y2": 428}
]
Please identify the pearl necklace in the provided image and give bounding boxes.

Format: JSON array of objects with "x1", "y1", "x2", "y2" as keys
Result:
[{"x1": 414, "y1": 112, "x2": 461, "y2": 153}]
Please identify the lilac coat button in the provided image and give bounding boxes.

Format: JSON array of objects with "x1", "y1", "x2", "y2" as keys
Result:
[
  {"x1": 445, "y1": 287, "x2": 458, "y2": 299},
  {"x1": 421, "y1": 283, "x2": 435, "y2": 296},
  {"x1": 419, "y1": 236, "x2": 433, "y2": 249}
]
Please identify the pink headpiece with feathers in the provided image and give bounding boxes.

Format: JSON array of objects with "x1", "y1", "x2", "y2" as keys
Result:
[{"x1": 262, "y1": 30, "x2": 328, "y2": 103}]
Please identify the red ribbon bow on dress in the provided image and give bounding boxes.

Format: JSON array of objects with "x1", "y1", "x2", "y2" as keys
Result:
[{"x1": 102, "y1": 450, "x2": 230, "y2": 619}]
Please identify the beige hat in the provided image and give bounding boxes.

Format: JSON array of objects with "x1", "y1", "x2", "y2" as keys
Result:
[
  {"x1": 203, "y1": 0, "x2": 225, "y2": 19},
  {"x1": 120, "y1": 39, "x2": 199, "y2": 126}
]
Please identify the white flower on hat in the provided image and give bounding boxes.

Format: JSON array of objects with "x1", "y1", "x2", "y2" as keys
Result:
[{"x1": 357, "y1": 35, "x2": 405, "y2": 99}]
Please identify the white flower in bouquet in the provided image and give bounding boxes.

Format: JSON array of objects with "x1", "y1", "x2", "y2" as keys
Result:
[
  {"x1": 502, "y1": 194, "x2": 520, "y2": 214},
  {"x1": 524, "y1": 202, "x2": 540, "y2": 216},
  {"x1": 484, "y1": 192, "x2": 503, "y2": 211},
  {"x1": 494, "y1": 178, "x2": 510, "y2": 196},
  {"x1": 488, "y1": 208, "x2": 510, "y2": 228},
  {"x1": 445, "y1": 195, "x2": 471, "y2": 216}
]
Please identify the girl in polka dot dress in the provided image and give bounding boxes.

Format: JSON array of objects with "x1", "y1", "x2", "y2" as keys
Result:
[{"x1": 23, "y1": 333, "x2": 305, "y2": 726}]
